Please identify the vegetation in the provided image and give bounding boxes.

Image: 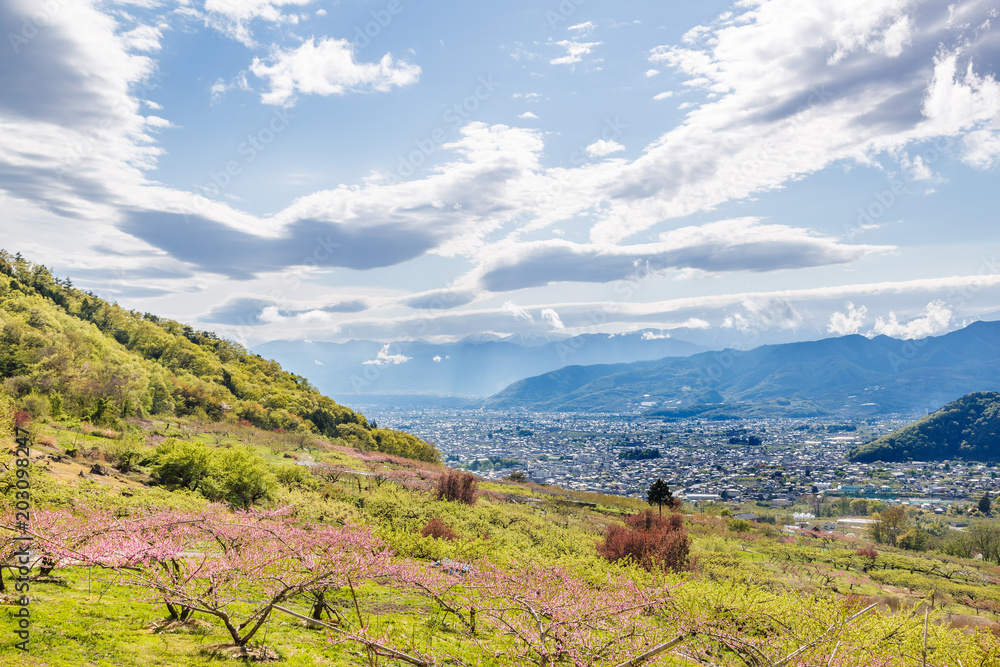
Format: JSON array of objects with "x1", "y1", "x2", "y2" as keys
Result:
[
  {"x1": 0, "y1": 251, "x2": 438, "y2": 463},
  {"x1": 618, "y1": 447, "x2": 661, "y2": 460},
  {"x1": 597, "y1": 509, "x2": 690, "y2": 572},
  {"x1": 5, "y1": 410, "x2": 1000, "y2": 665},
  {"x1": 849, "y1": 392, "x2": 1000, "y2": 462},
  {"x1": 434, "y1": 469, "x2": 478, "y2": 505},
  {"x1": 6, "y1": 251, "x2": 1000, "y2": 665},
  {"x1": 646, "y1": 478, "x2": 676, "y2": 516}
]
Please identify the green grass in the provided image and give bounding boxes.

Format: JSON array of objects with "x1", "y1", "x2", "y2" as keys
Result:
[{"x1": 7, "y1": 416, "x2": 1000, "y2": 665}]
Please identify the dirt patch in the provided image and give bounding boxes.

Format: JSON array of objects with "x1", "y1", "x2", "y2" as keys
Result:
[
  {"x1": 148, "y1": 618, "x2": 213, "y2": 634},
  {"x1": 201, "y1": 644, "x2": 282, "y2": 662},
  {"x1": 944, "y1": 613, "x2": 1000, "y2": 636}
]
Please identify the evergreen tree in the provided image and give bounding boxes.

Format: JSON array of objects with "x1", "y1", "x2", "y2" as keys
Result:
[
  {"x1": 646, "y1": 478, "x2": 674, "y2": 516},
  {"x1": 979, "y1": 492, "x2": 992, "y2": 516}
]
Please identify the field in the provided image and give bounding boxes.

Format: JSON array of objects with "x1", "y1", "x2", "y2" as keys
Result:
[{"x1": 4, "y1": 416, "x2": 1000, "y2": 666}]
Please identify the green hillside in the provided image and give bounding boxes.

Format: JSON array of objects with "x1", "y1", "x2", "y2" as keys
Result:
[
  {"x1": 4, "y1": 411, "x2": 1000, "y2": 666},
  {"x1": 849, "y1": 392, "x2": 1000, "y2": 462},
  {"x1": 0, "y1": 250, "x2": 437, "y2": 462}
]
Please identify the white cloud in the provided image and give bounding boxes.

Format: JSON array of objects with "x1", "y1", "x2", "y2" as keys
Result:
[
  {"x1": 900, "y1": 154, "x2": 935, "y2": 181},
  {"x1": 682, "y1": 318, "x2": 711, "y2": 329},
  {"x1": 961, "y1": 129, "x2": 1000, "y2": 169},
  {"x1": 250, "y1": 38, "x2": 421, "y2": 105},
  {"x1": 582, "y1": 0, "x2": 1000, "y2": 244},
  {"x1": 518, "y1": 111, "x2": 539, "y2": 119},
  {"x1": 503, "y1": 300, "x2": 534, "y2": 323},
  {"x1": 432, "y1": 355, "x2": 442, "y2": 363},
  {"x1": 362, "y1": 343, "x2": 412, "y2": 366},
  {"x1": 641, "y1": 331, "x2": 670, "y2": 340},
  {"x1": 827, "y1": 302, "x2": 869, "y2": 335},
  {"x1": 568, "y1": 21, "x2": 597, "y2": 34},
  {"x1": 585, "y1": 139, "x2": 625, "y2": 157},
  {"x1": 210, "y1": 71, "x2": 251, "y2": 103},
  {"x1": 550, "y1": 40, "x2": 602, "y2": 66},
  {"x1": 120, "y1": 24, "x2": 164, "y2": 53},
  {"x1": 241, "y1": 272, "x2": 1000, "y2": 344},
  {"x1": 871, "y1": 300, "x2": 953, "y2": 339},
  {"x1": 722, "y1": 299, "x2": 803, "y2": 334},
  {"x1": 653, "y1": 91, "x2": 674, "y2": 101},
  {"x1": 203, "y1": 0, "x2": 313, "y2": 45},
  {"x1": 476, "y1": 218, "x2": 891, "y2": 292},
  {"x1": 645, "y1": 69, "x2": 660, "y2": 78},
  {"x1": 540, "y1": 308, "x2": 565, "y2": 329}
]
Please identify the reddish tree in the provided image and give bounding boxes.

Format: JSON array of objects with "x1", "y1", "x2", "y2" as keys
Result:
[
  {"x1": 421, "y1": 517, "x2": 458, "y2": 541},
  {"x1": 598, "y1": 509, "x2": 690, "y2": 572},
  {"x1": 435, "y1": 469, "x2": 477, "y2": 504}
]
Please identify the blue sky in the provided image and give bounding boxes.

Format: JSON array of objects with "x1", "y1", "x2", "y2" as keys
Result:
[{"x1": 3, "y1": 0, "x2": 1000, "y2": 353}]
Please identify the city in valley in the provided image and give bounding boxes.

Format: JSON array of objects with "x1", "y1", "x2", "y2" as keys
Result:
[{"x1": 357, "y1": 407, "x2": 999, "y2": 516}]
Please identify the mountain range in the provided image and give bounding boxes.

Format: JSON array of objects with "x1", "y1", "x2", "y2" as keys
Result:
[
  {"x1": 484, "y1": 320, "x2": 1000, "y2": 417},
  {"x1": 253, "y1": 333, "x2": 705, "y2": 399}
]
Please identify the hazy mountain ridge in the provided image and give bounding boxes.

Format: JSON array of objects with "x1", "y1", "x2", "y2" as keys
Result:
[
  {"x1": 253, "y1": 333, "x2": 705, "y2": 398},
  {"x1": 849, "y1": 392, "x2": 1000, "y2": 462},
  {"x1": 485, "y1": 321, "x2": 1000, "y2": 416}
]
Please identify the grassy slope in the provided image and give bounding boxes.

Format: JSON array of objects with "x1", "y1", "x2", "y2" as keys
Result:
[{"x1": 4, "y1": 416, "x2": 1000, "y2": 665}]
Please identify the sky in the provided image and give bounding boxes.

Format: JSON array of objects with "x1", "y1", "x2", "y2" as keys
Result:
[{"x1": 3, "y1": 0, "x2": 1000, "y2": 353}]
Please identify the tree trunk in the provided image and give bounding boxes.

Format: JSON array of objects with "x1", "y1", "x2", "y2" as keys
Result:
[{"x1": 311, "y1": 592, "x2": 326, "y2": 620}]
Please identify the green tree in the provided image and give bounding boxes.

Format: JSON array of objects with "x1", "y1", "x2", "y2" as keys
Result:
[
  {"x1": 868, "y1": 506, "x2": 909, "y2": 547},
  {"x1": 849, "y1": 498, "x2": 870, "y2": 516},
  {"x1": 978, "y1": 492, "x2": 992, "y2": 517},
  {"x1": 204, "y1": 446, "x2": 277, "y2": 509},
  {"x1": 150, "y1": 439, "x2": 214, "y2": 491},
  {"x1": 646, "y1": 478, "x2": 674, "y2": 516}
]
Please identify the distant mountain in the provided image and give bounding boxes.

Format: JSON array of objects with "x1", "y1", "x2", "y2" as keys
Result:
[
  {"x1": 485, "y1": 320, "x2": 1000, "y2": 416},
  {"x1": 848, "y1": 392, "x2": 1000, "y2": 462},
  {"x1": 252, "y1": 333, "x2": 705, "y2": 399}
]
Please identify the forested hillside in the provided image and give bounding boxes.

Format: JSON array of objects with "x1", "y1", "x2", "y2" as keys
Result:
[
  {"x1": 849, "y1": 392, "x2": 1000, "y2": 462},
  {"x1": 0, "y1": 250, "x2": 437, "y2": 462}
]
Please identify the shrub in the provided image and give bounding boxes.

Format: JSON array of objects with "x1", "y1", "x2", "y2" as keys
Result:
[
  {"x1": 106, "y1": 439, "x2": 149, "y2": 473},
  {"x1": 18, "y1": 394, "x2": 50, "y2": 420},
  {"x1": 727, "y1": 518, "x2": 753, "y2": 533},
  {"x1": 435, "y1": 470, "x2": 477, "y2": 505},
  {"x1": 150, "y1": 439, "x2": 214, "y2": 491},
  {"x1": 421, "y1": 517, "x2": 458, "y2": 541},
  {"x1": 275, "y1": 464, "x2": 318, "y2": 491},
  {"x1": 13, "y1": 409, "x2": 31, "y2": 428},
  {"x1": 203, "y1": 446, "x2": 278, "y2": 509},
  {"x1": 598, "y1": 509, "x2": 690, "y2": 572}
]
